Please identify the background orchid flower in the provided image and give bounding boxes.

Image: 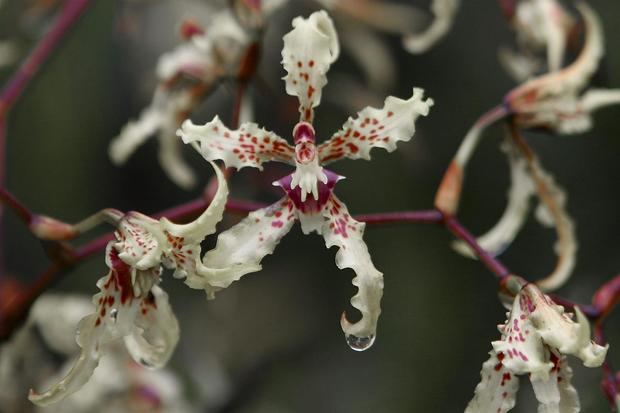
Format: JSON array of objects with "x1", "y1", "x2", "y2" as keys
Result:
[
  {"x1": 109, "y1": 1, "x2": 280, "y2": 189},
  {"x1": 443, "y1": 3, "x2": 615, "y2": 293},
  {"x1": 28, "y1": 161, "x2": 242, "y2": 405},
  {"x1": 466, "y1": 283, "x2": 608, "y2": 413},
  {"x1": 0, "y1": 293, "x2": 193, "y2": 413},
  {"x1": 506, "y1": 2, "x2": 620, "y2": 134},
  {"x1": 178, "y1": 10, "x2": 433, "y2": 350},
  {"x1": 499, "y1": 0, "x2": 575, "y2": 82}
]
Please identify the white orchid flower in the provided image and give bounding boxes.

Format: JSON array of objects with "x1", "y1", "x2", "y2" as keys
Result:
[
  {"x1": 178, "y1": 10, "x2": 433, "y2": 350},
  {"x1": 466, "y1": 283, "x2": 608, "y2": 412}
]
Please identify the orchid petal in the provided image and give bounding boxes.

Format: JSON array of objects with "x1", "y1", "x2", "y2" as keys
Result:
[
  {"x1": 528, "y1": 158, "x2": 577, "y2": 292},
  {"x1": 109, "y1": 88, "x2": 200, "y2": 190},
  {"x1": 403, "y1": 0, "x2": 459, "y2": 54},
  {"x1": 199, "y1": 198, "x2": 297, "y2": 293},
  {"x1": 178, "y1": 116, "x2": 295, "y2": 170},
  {"x1": 453, "y1": 140, "x2": 535, "y2": 258},
  {"x1": 338, "y1": 21, "x2": 396, "y2": 91},
  {"x1": 124, "y1": 285, "x2": 180, "y2": 369},
  {"x1": 29, "y1": 246, "x2": 140, "y2": 406},
  {"x1": 581, "y1": 89, "x2": 620, "y2": 112},
  {"x1": 158, "y1": 119, "x2": 198, "y2": 189},
  {"x1": 115, "y1": 213, "x2": 164, "y2": 272},
  {"x1": 524, "y1": 285, "x2": 608, "y2": 367},
  {"x1": 492, "y1": 292, "x2": 552, "y2": 381},
  {"x1": 158, "y1": 162, "x2": 253, "y2": 297},
  {"x1": 541, "y1": 0, "x2": 569, "y2": 73},
  {"x1": 465, "y1": 350, "x2": 519, "y2": 413},
  {"x1": 109, "y1": 102, "x2": 164, "y2": 166},
  {"x1": 156, "y1": 37, "x2": 217, "y2": 82},
  {"x1": 281, "y1": 10, "x2": 339, "y2": 123},
  {"x1": 318, "y1": 88, "x2": 433, "y2": 165},
  {"x1": 320, "y1": 195, "x2": 383, "y2": 342},
  {"x1": 160, "y1": 161, "x2": 227, "y2": 244},
  {"x1": 530, "y1": 354, "x2": 580, "y2": 413},
  {"x1": 498, "y1": 46, "x2": 543, "y2": 82}
]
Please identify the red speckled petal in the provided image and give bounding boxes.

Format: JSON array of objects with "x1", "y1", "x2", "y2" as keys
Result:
[
  {"x1": 465, "y1": 350, "x2": 519, "y2": 413},
  {"x1": 178, "y1": 116, "x2": 295, "y2": 170},
  {"x1": 282, "y1": 10, "x2": 339, "y2": 123},
  {"x1": 124, "y1": 285, "x2": 180, "y2": 370},
  {"x1": 492, "y1": 292, "x2": 552, "y2": 381},
  {"x1": 320, "y1": 194, "x2": 383, "y2": 344},
  {"x1": 115, "y1": 212, "x2": 163, "y2": 272},
  {"x1": 159, "y1": 161, "x2": 230, "y2": 287},
  {"x1": 195, "y1": 198, "x2": 297, "y2": 294},
  {"x1": 318, "y1": 88, "x2": 433, "y2": 165}
]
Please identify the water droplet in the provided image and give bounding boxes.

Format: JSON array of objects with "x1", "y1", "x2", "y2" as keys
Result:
[
  {"x1": 110, "y1": 308, "x2": 118, "y2": 322},
  {"x1": 345, "y1": 334, "x2": 375, "y2": 351}
]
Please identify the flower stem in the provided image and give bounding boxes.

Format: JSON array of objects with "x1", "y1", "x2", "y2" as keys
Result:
[
  {"x1": 0, "y1": 0, "x2": 93, "y2": 117},
  {"x1": 355, "y1": 210, "x2": 443, "y2": 225},
  {"x1": 443, "y1": 214, "x2": 512, "y2": 280}
]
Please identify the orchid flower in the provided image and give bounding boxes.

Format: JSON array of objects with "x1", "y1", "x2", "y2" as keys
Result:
[
  {"x1": 109, "y1": 1, "x2": 278, "y2": 189},
  {"x1": 499, "y1": 0, "x2": 575, "y2": 81},
  {"x1": 466, "y1": 283, "x2": 608, "y2": 413},
  {"x1": 506, "y1": 2, "x2": 620, "y2": 134},
  {"x1": 1, "y1": 293, "x2": 192, "y2": 412},
  {"x1": 178, "y1": 10, "x2": 433, "y2": 350},
  {"x1": 28, "y1": 161, "x2": 243, "y2": 405}
]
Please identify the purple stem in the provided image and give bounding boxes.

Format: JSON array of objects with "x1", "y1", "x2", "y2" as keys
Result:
[
  {"x1": 0, "y1": 0, "x2": 93, "y2": 337},
  {"x1": 443, "y1": 214, "x2": 511, "y2": 280},
  {"x1": 355, "y1": 210, "x2": 443, "y2": 225},
  {"x1": 0, "y1": 0, "x2": 93, "y2": 115}
]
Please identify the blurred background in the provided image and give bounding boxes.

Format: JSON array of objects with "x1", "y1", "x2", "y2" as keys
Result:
[{"x1": 1, "y1": 0, "x2": 619, "y2": 412}]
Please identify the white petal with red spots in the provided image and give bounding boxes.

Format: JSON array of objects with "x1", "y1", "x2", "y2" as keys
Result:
[
  {"x1": 114, "y1": 212, "x2": 163, "y2": 271},
  {"x1": 318, "y1": 88, "x2": 433, "y2": 165},
  {"x1": 492, "y1": 290, "x2": 552, "y2": 381},
  {"x1": 29, "y1": 246, "x2": 178, "y2": 406},
  {"x1": 465, "y1": 350, "x2": 519, "y2": 413},
  {"x1": 160, "y1": 160, "x2": 228, "y2": 279},
  {"x1": 320, "y1": 194, "x2": 383, "y2": 340},
  {"x1": 281, "y1": 10, "x2": 339, "y2": 123},
  {"x1": 178, "y1": 116, "x2": 295, "y2": 170},
  {"x1": 200, "y1": 198, "x2": 296, "y2": 292}
]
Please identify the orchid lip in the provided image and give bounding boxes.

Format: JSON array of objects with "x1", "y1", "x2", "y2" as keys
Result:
[{"x1": 273, "y1": 169, "x2": 344, "y2": 211}]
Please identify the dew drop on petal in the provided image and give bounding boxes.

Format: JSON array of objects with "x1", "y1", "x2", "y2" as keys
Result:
[
  {"x1": 345, "y1": 334, "x2": 375, "y2": 351},
  {"x1": 110, "y1": 308, "x2": 118, "y2": 322}
]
